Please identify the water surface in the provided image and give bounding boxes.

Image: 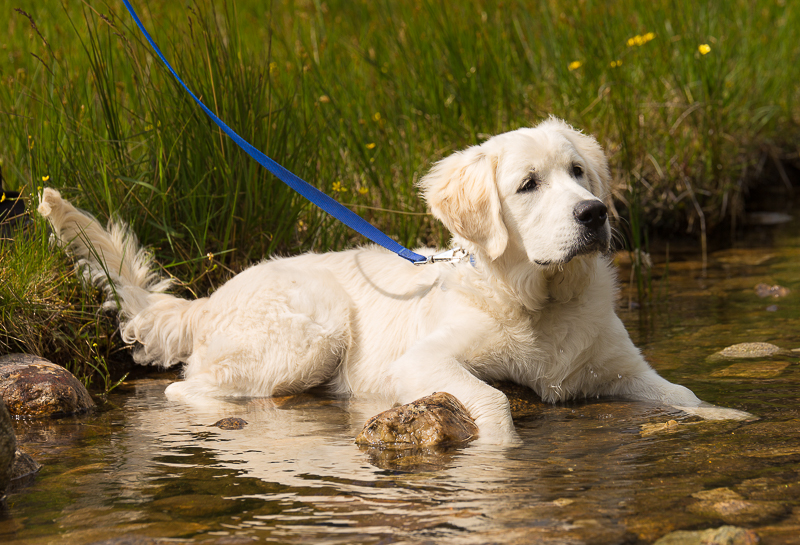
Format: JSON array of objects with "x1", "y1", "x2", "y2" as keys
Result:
[{"x1": 3, "y1": 226, "x2": 800, "y2": 544}]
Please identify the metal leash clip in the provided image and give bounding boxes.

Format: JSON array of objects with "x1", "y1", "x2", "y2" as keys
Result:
[{"x1": 414, "y1": 247, "x2": 470, "y2": 266}]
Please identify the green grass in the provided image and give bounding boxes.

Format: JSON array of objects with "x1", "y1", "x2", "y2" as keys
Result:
[
  {"x1": 1, "y1": 0, "x2": 798, "y2": 383},
  {"x1": 0, "y1": 218, "x2": 121, "y2": 388}
]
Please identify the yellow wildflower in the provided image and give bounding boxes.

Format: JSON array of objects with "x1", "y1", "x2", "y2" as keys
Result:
[
  {"x1": 568, "y1": 61, "x2": 582, "y2": 71},
  {"x1": 366, "y1": 142, "x2": 376, "y2": 149},
  {"x1": 627, "y1": 32, "x2": 655, "y2": 47},
  {"x1": 609, "y1": 60, "x2": 623, "y2": 68},
  {"x1": 42, "y1": 175, "x2": 50, "y2": 182},
  {"x1": 358, "y1": 187, "x2": 369, "y2": 195},
  {"x1": 0, "y1": 193, "x2": 5, "y2": 203},
  {"x1": 372, "y1": 112, "x2": 381, "y2": 122},
  {"x1": 698, "y1": 44, "x2": 711, "y2": 55},
  {"x1": 332, "y1": 181, "x2": 346, "y2": 192}
]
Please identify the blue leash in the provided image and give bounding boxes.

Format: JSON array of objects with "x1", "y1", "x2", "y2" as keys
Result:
[{"x1": 120, "y1": 0, "x2": 428, "y2": 265}]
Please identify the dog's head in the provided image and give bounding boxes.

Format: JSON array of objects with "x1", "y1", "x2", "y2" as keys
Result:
[{"x1": 420, "y1": 117, "x2": 611, "y2": 266}]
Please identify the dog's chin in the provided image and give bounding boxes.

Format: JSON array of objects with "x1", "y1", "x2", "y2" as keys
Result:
[{"x1": 532, "y1": 238, "x2": 610, "y2": 268}]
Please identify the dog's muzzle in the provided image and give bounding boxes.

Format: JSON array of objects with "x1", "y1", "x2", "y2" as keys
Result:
[
  {"x1": 534, "y1": 200, "x2": 611, "y2": 266},
  {"x1": 571, "y1": 199, "x2": 610, "y2": 256}
]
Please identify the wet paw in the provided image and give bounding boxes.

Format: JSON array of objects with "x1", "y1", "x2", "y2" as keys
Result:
[{"x1": 675, "y1": 404, "x2": 755, "y2": 421}]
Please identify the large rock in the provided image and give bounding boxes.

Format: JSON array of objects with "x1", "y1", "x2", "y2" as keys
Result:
[
  {"x1": 0, "y1": 354, "x2": 95, "y2": 417},
  {"x1": 0, "y1": 398, "x2": 15, "y2": 495},
  {"x1": 356, "y1": 392, "x2": 478, "y2": 447}
]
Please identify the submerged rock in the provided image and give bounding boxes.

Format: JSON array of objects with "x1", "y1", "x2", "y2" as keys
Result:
[
  {"x1": 0, "y1": 354, "x2": 95, "y2": 417},
  {"x1": 640, "y1": 419, "x2": 681, "y2": 436},
  {"x1": 356, "y1": 392, "x2": 478, "y2": 447},
  {"x1": 755, "y1": 283, "x2": 790, "y2": 298},
  {"x1": 653, "y1": 525, "x2": 760, "y2": 545},
  {"x1": 688, "y1": 487, "x2": 787, "y2": 525},
  {"x1": 707, "y1": 342, "x2": 789, "y2": 361},
  {"x1": 710, "y1": 361, "x2": 789, "y2": 379}
]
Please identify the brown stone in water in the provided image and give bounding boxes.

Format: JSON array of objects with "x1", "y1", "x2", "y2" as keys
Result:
[
  {"x1": 356, "y1": 392, "x2": 478, "y2": 447},
  {"x1": 710, "y1": 361, "x2": 789, "y2": 379},
  {"x1": 212, "y1": 417, "x2": 248, "y2": 430},
  {"x1": 687, "y1": 487, "x2": 787, "y2": 525},
  {"x1": 0, "y1": 354, "x2": 96, "y2": 417},
  {"x1": 755, "y1": 283, "x2": 790, "y2": 298},
  {"x1": 653, "y1": 525, "x2": 760, "y2": 545}
]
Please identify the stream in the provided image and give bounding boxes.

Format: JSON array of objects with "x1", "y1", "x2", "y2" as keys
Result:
[{"x1": 2, "y1": 221, "x2": 800, "y2": 544}]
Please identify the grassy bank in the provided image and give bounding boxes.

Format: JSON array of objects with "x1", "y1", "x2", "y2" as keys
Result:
[{"x1": 1, "y1": 0, "x2": 798, "y2": 386}]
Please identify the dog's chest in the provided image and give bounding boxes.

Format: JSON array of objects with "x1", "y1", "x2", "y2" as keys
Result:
[{"x1": 473, "y1": 297, "x2": 604, "y2": 390}]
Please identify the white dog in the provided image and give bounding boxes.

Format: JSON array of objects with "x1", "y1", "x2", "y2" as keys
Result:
[{"x1": 39, "y1": 118, "x2": 749, "y2": 444}]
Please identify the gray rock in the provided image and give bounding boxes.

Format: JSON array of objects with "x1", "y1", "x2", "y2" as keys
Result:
[
  {"x1": 0, "y1": 354, "x2": 95, "y2": 417},
  {"x1": 0, "y1": 398, "x2": 15, "y2": 495},
  {"x1": 356, "y1": 392, "x2": 478, "y2": 447},
  {"x1": 653, "y1": 525, "x2": 760, "y2": 545}
]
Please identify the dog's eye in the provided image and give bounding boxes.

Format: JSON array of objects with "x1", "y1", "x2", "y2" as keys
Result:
[
  {"x1": 518, "y1": 173, "x2": 538, "y2": 193},
  {"x1": 572, "y1": 164, "x2": 584, "y2": 178}
]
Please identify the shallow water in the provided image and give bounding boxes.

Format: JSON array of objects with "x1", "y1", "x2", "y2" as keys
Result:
[{"x1": 4, "y1": 230, "x2": 800, "y2": 544}]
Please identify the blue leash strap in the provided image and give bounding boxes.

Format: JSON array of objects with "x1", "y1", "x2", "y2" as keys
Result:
[{"x1": 120, "y1": 0, "x2": 427, "y2": 265}]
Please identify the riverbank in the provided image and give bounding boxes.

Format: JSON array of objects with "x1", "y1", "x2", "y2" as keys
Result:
[{"x1": 1, "y1": 0, "x2": 799, "y2": 386}]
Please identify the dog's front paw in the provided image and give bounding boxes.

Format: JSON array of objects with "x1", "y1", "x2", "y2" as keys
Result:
[
  {"x1": 674, "y1": 403, "x2": 755, "y2": 421},
  {"x1": 472, "y1": 426, "x2": 523, "y2": 446}
]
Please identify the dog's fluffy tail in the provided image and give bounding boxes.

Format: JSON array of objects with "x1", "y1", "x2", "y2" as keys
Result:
[{"x1": 38, "y1": 188, "x2": 200, "y2": 367}]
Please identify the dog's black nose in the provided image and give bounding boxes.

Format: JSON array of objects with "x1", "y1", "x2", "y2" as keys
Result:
[{"x1": 573, "y1": 200, "x2": 608, "y2": 230}]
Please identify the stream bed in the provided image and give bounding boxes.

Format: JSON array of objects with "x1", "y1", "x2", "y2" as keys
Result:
[{"x1": 3, "y1": 224, "x2": 800, "y2": 544}]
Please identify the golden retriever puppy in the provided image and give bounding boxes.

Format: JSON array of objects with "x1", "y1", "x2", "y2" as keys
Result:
[{"x1": 39, "y1": 118, "x2": 749, "y2": 444}]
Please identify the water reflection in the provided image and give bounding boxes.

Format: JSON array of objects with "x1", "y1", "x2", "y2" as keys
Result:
[{"x1": 84, "y1": 379, "x2": 744, "y2": 544}]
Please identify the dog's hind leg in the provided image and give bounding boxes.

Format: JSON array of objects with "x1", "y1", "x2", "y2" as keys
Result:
[{"x1": 165, "y1": 263, "x2": 352, "y2": 400}]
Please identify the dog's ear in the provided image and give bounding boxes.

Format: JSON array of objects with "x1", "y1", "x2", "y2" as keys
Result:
[
  {"x1": 419, "y1": 146, "x2": 508, "y2": 260},
  {"x1": 543, "y1": 117, "x2": 611, "y2": 203}
]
